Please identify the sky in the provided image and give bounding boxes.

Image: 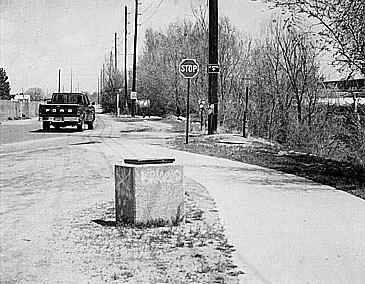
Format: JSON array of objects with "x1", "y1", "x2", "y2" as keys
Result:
[
  {"x1": 0, "y1": 0, "x2": 339, "y2": 95},
  {"x1": 0, "y1": 0, "x2": 276, "y2": 94}
]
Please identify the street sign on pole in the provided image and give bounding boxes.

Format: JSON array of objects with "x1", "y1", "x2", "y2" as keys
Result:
[
  {"x1": 179, "y1": 59, "x2": 200, "y2": 144},
  {"x1": 207, "y1": 64, "x2": 220, "y2": 73},
  {"x1": 179, "y1": 59, "x2": 199, "y2": 79},
  {"x1": 130, "y1": 91, "x2": 137, "y2": 100}
]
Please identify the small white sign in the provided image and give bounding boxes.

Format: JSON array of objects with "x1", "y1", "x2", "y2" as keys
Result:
[
  {"x1": 208, "y1": 64, "x2": 220, "y2": 73},
  {"x1": 130, "y1": 91, "x2": 137, "y2": 100}
]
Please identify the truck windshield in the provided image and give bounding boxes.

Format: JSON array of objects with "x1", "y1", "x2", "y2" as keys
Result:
[{"x1": 52, "y1": 93, "x2": 83, "y2": 104}]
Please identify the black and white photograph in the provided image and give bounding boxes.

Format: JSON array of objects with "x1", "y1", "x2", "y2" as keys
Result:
[{"x1": 1, "y1": 0, "x2": 364, "y2": 283}]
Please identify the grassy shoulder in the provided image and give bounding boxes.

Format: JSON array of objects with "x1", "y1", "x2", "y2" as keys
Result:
[{"x1": 168, "y1": 125, "x2": 365, "y2": 200}]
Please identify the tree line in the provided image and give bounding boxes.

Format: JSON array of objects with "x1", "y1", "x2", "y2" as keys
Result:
[
  {"x1": 0, "y1": 68, "x2": 11, "y2": 100},
  {"x1": 100, "y1": 0, "x2": 364, "y2": 166}
]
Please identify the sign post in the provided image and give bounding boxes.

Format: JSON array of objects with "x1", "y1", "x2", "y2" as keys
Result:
[
  {"x1": 241, "y1": 78, "x2": 252, "y2": 138},
  {"x1": 117, "y1": 88, "x2": 123, "y2": 117},
  {"x1": 186, "y1": 79, "x2": 190, "y2": 144},
  {"x1": 199, "y1": 100, "x2": 205, "y2": 131},
  {"x1": 179, "y1": 59, "x2": 199, "y2": 144},
  {"x1": 117, "y1": 91, "x2": 119, "y2": 117}
]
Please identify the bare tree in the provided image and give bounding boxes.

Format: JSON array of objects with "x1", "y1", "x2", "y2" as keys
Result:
[
  {"x1": 101, "y1": 54, "x2": 124, "y2": 113},
  {"x1": 263, "y1": 0, "x2": 365, "y2": 76}
]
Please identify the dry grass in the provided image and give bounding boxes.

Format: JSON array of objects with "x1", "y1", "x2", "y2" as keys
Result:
[
  {"x1": 170, "y1": 133, "x2": 365, "y2": 200},
  {"x1": 57, "y1": 178, "x2": 243, "y2": 283}
]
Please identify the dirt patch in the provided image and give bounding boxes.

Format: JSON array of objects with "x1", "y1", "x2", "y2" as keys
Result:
[
  {"x1": 120, "y1": 127, "x2": 152, "y2": 133},
  {"x1": 115, "y1": 116, "x2": 162, "y2": 123},
  {"x1": 57, "y1": 178, "x2": 242, "y2": 283},
  {"x1": 169, "y1": 134, "x2": 365, "y2": 200},
  {"x1": 160, "y1": 119, "x2": 186, "y2": 133}
]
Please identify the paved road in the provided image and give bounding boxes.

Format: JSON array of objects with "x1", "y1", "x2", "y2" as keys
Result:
[
  {"x1": 1, "y1": 114, "x2": 365, "y2": 284},
  {"x1": 0, "y1": 118, "x2": 79, "y2": 145},
  {"x1": 0, "y1": 115, "x2": 180, "y2": 283}
]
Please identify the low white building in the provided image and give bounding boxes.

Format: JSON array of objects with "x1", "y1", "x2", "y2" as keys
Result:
[{"x1": 11, "y1": 93, "x2": 30, "y2": 102}]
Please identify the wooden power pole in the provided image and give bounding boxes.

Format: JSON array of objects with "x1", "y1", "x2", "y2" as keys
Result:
[
  {"x1": 115, "y1": 32, "x2": 119, "y2": 116},
  {"x1": 100, "y1": 66, "x2": 104, "y2": 105},
  {"x1": 115, "y1": 32, "x2": 118, "y2": 71},
  {"x1": 131, "y1": 0, "x2": 139, "y2": 117},
  {"x1": 124, "y1": 5, "x2": 129, "y2": 114},
  {"x1": 242, "y1": 86, "x2": 249, "y2": 138},
  {"x1": 58, "y1": 69, "x2": 61, "y2": 93},
  {"x1": 208, "y1": 0, "x2": 218, "y2": 134},
  {"x1": 70, "y1": 68, "x2": 73, "y2": 93}
]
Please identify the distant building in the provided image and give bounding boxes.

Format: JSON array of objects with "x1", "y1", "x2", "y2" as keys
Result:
[
  {"x1": 11, "y1": 93, "x2": 30, "y2": 102},
  {"x1": 319, "y1": 78, "x2": 365, "y2": 119},
  {"x1": 323, "y1": 78, "x2": 365, "y2": 96},
  {"x1": 321, "y1": 78, "x2": 365, "y2": 106}
]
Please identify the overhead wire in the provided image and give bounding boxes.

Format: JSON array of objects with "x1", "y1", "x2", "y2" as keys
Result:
[
  {"x1": 142, "y1": 0, "x2": 165, "y2": 24},
  {"x1": 141, "y1": 0, "x2": 156, "y2": 15}
]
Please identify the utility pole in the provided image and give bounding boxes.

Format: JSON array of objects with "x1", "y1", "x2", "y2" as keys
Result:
[
  {"x1": 99, "y1": 70, "x2": 102, "y2": 105},
  {"x1": 124, "y1": 5, "x2": 129, "y2": 114},
  {"x1": 115, "y1": 32, "x2": 119, "y2": 116},
  {"x1": 208, "y1": 0, "x2": 218, "y2": 134},
  {"x1": 97, "y1": 76, "x2": 100, "y2": 105},
  {"x1": 100, "y1": 65, "x2": 104, "y2": 105},
  {"x1": 109, "y1": 50, "x2": 115, "y2": 114},
  {"x1": 70, "y1": 68, "x2": 73, "y2": 93},
  {"x1": 115, "y1": 33, "x2": 118, "y2": 71},
  {"x1": 242, "y1": 86, "x2": 249, "y2": 138},
  {"x1": 131, "y1": 0, "x2": 139, "y2": 117},
  {"x1": 58, "y1": 69, "x2": 61, "y2": 93},
  {"x1": 110, "y1": 50, "x2": 113, "y2": 78}
]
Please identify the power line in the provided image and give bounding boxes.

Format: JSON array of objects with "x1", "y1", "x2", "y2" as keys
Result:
[
  {"x1": 143, "y1": 0, "x2": 165, "y2": 24},
  {"x1": 141, "y1": 0, "x2": 155, "y2": 15},
  {"x1": 143, "y1": 0, "x2": 164, "y2": 21}
]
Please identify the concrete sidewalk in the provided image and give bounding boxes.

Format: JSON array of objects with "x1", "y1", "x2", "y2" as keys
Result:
[{"x1": 100, "y1": 137, "x2": 365, "y2": 284}]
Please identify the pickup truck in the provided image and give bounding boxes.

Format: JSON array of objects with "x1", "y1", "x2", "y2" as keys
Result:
[{"x1": 39, "y1": 92, "x2": 95, "y2": 131}]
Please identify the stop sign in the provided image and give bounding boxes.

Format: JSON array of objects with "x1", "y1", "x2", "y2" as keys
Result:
[{"x1": 179, "y1": 59, "x2": 199, "y2": 79}]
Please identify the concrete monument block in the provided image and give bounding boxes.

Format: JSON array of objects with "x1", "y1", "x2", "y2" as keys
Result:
[{"x1": 115, "y1": 163, "x2": 184, "y2": 225}]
